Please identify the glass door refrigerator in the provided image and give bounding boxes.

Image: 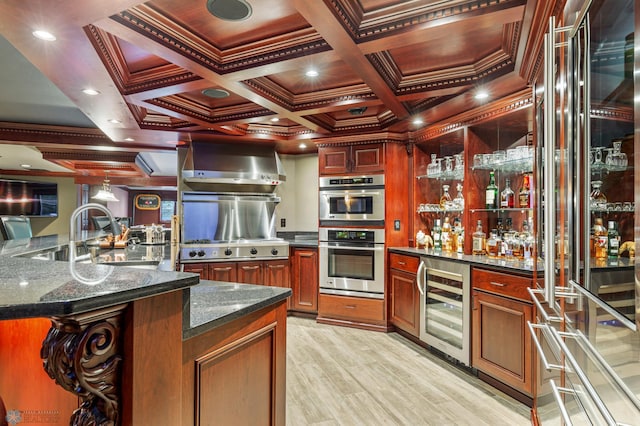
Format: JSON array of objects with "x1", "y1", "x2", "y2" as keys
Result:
[{"x1": 530, "y1": 1, "x2": 640, "y2": 424}]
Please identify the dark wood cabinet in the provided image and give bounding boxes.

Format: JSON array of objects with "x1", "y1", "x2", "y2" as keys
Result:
[
  {"x1": 388, "y1": 253, "x2": 420, "y2": 337},
  {"x1": 208, "y1": 262, "x2": 237, "y2": 283},
  {"x1": 183, "y1": 263, "x2": 209, "y2": 280},
  {"x1": 471, "y1": 267, "x2": 535, "y2": 398},
  {"x1": 264, "y1": 259, "x2": 290, "y2": 288},
  {"x1": 290, "y1": 247, "x2": 318, "y2": 313},
  {"x1": 237, "y1": 261, "x2": 264, "y2": 284},
  {"x1": 318, "y1": 143, "x2": 384, "y2": 175},
  {"x1": 183, "y1": 260, "x2": 289, "y2": 289}
]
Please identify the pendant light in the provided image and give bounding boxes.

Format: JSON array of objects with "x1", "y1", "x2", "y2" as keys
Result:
[{"x1": 92, "y1": 172, "x2": 119, "y2": 202}]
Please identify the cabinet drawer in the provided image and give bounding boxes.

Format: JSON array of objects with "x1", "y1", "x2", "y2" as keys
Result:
[
  {"x1": 472, "y1": 268, "x2": 534, "y2": 302},
  {"x1": 389, "y1": 253, "x2": 419, "y2": 274},
  {"x1": 319, "y1": 294, "x2": 385, "y2": 323}
]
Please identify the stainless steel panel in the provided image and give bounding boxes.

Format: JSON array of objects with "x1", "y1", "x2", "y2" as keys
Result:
[{"x1": 181, "y1": 192, "x2": 279, "y2": 243}]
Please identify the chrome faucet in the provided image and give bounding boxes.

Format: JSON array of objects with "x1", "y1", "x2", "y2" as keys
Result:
[{"x1": 69, "y1": 203, "x2": 121, "y2": 263}]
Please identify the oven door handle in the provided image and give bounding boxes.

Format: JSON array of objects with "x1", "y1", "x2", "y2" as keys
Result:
[
  {"x1": 318, "y1": 243, "x2": 384, "y2": 251},
  {"x1": 320, "y1": 191, "x2": 382, "y2": 197}
]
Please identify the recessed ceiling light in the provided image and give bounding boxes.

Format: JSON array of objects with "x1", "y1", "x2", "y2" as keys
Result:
[
  {"x1": 202, "y1": 88, "x2": 230, "y2": 98},
  {"x1": 412, "y1": 118, "x2": 424, "y2": 126},
  {"x1": 305, "y1": 69, "x2": 319, "y2": 78},
  {"x1": 82, "y1": 88, "x2": 100, "y2": 96},
  {"x1": 108, "y1": 119, "x2": 121, "y2": 124},
  {"x1": 474, "y1": 91, "x2": 489, "y2": 100},
  {"x1": 207, "y1": 0, "x2": 253, "y2": 21},
  {"x1": 271, "y1": 117, "x2": 280, "y2": 122},
  {"x1": 299, "y1": 143, "x2": 307, "y2": 149},
  {"x1": 32, "y1": 30, "x2": 56, "y2": 41},
  {"x1": 124, "y1": 137, "x2": 135, "y2": 142},
  {"x1": 21, "y1": 164, "x2": 32, "y2": 169}
]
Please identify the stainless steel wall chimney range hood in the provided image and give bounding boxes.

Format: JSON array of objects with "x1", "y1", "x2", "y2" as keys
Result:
[{"x1": 179, "y1": 141, "x2": 286, "y2": 193}]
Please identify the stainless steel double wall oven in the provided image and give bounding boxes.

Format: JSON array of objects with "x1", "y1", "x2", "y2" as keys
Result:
[{"x1": 318, "y1": 175, "x2": 385, "y2": 299}]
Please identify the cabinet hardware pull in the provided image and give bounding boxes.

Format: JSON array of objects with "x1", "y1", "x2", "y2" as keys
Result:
[
  {"x1": 489, "y1": 281, "x2": 506, "y2": 287},
  {"x1": 243, "y1": 266, "x2": 260, "y2": 270},
  {"x1": 398, "y1": 261, "x2": 406, "y2": 265}
]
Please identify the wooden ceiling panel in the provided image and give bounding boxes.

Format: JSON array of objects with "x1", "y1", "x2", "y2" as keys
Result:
[
  {"x1": 266, "y1": 60, "x2": 365, "y2": 95},
  {"x1": 0, "y1": 0, "x2": 549, "y2": 176},
  {"x1": 146, "y1": 0, "x2": 309, "y2": 50},
  {"x1": 118, "y1": 38, "x2": 171, "y2": 73},
  {"x1": 389, "y1": 28, "x2": 504, "y2": 75}
]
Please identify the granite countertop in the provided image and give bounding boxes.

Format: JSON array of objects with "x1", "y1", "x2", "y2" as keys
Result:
[
  {"x1": 389, "y1": 247, "x2": 634, "y2": 273},
  {"x1": 184, "y1": 280, "x2": 291, "y2": 339},
  {"x1": 278, "y1": 231, "x2": 318, "y2": 248},
  {"x1": 0, "y1": 255, "x2": 198, "y2": 320},
  {"x1": 0, "y1": 234, "x2": 291, "y2": 339},
  {"x1": 389, "y1": 247, "x2": 544, "y2": 273}
]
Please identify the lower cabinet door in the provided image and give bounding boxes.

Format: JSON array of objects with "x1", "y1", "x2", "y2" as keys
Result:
[
  {"x1": 291, "y1": 248, "x2": 318, "y2": 313},
  {"x1": 389, "y1": 269, "x2": 419, "y2": 337},
  {"x1": 264, "y1": 260, "x2": 290, "y2": 288},
  {"x1": 237, "y1": 261, "x2": 263, "y2": 284},
  {"x1": 183, "y1": 263, "x2": 209, "y2": 280},
  {"x1": 208, "y1": 262, "x2": 237, "y2": 283},
  {"x1": 472, "y1": 289, "x2": 534, "y2": 396}
]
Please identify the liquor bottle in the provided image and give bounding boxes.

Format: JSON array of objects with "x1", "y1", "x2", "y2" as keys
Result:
[
  {"x1": 519, "y1": 174, "x2": 531, "y2": 208},
  {"x1": 440, "y1": 185, "x2": 452, "y2": 210},
  {"x1": 496, "y1": 217, "x2": 504, "y2": 237},
  {"x1": 486, "y1": 230, "x2": 500, "y2": 258},
  {"x1": 456, "y1": 226, "x2": 464, "y2": 254},
  {"x1": 485, "y1": 171, "x2": 498, "y2": 209},
  {"x1": 593, "y1": 218, "x2": 608, "y2": 259},
  {"x1": 607, "y1": 221, "x2": 620, "y2": 258},
  {"x1": 500, "y1": 178, "x2": 515, "y2": 208},
  {"x1": 454, "y1": 183, "x2": 464, "y2": 210},
  {"x1": 472, "y1": 220, "x2": 486, "y2": 255},
  {"x1": 432, "y1": 219, "x2": 442, "y2": 251},
  {"x1": 441, "y1": 217, "x2": 453, "y2": 252}
]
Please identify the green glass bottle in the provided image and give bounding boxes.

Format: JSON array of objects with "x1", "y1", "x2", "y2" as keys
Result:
[{"x1": 485, "y1": 171, "x2": 498, "y2": 209}]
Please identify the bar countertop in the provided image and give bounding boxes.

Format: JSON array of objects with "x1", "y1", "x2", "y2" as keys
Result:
[{"x1": 389, "y1": 246, "x2": 634, "y2": 273}]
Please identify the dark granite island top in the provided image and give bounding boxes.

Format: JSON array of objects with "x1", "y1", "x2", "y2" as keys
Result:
[
  {"x1": 0, "y1": 256, "x2": 199, "y2": 320},
  {"x1": 0, "y1": 235, "x2": 291, "y2": 425}
]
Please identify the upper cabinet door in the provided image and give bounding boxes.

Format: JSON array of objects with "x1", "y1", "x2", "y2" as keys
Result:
[
  {"x1": 351, "y1": 144, "x2": 384, "y2": 174},
  {"x1": 318, "y1": 144, "x2": 384, "y2": 175},
  {"x1": 318, "y1": 146, "x2": 350, "y2": 175}
]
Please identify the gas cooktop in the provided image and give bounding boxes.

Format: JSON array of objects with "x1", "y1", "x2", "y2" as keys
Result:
[{"x1": 180, "y1": 239, "x2": 289, "y2": 262}]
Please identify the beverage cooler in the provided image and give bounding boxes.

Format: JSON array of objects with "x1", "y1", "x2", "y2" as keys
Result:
[{"x1": 529, "y1": 1, "x2": 640, "y2": 423}]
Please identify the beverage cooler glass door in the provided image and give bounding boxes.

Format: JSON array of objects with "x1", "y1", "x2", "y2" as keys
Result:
[{"x1": 418, "y1": 257, "x2": 470, "y2": 365}]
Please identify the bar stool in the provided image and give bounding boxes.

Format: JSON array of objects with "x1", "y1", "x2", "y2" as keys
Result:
[{"x1": 0, "y1": 216, "x2": 33, "y2": 240}]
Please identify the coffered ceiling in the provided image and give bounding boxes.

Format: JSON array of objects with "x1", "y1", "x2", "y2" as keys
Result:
[{"x1": 0, "y1": 0, "x2": 550, "y2": 183}]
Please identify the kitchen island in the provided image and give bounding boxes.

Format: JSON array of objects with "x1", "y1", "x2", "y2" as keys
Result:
[{"x1": 0, "y1": 235, "x2": 290, "y2": 425}]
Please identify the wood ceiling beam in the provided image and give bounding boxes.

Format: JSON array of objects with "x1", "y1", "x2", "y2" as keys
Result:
[
  {"x1": 93, "y1": 17, "x2": 326, "y2": 134},
  {"x1": 293, "y1": 0, "x2": 409, "y2": 120}
]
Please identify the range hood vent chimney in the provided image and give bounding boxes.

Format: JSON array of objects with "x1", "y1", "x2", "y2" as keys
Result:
[{"x1": 180, "y1": 142, "x2": 286, "y2": 193}]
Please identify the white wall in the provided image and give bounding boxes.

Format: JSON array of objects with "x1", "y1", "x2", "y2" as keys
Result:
[{"x1": 276, "y1": 154, "x2": 318, "y2": 232}]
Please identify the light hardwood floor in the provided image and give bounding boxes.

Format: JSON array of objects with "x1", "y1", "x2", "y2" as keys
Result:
[{"x1": 286, "y1": 317, "x2": 531, "y2": 425}]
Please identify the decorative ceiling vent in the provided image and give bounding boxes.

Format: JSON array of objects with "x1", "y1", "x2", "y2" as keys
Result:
[
  {"x1": 202, "y1": 88, "x2": 230, "y2": 98},
  {"x1": 207, "y1": 0, "x2": 252, "y2": 21},
  {"x1": 348, "y1": 107, "x2": 367, "y2": 116}
]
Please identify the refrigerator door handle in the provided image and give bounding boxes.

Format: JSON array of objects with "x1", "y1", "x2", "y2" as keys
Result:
[{"x1": 416, "y1": 260, "x2": 425, "y2": 295}]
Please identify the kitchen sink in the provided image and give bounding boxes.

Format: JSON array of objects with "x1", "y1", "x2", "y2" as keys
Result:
[{"x1": 13, "y1": 243, "x2": 160, "y2": 269}]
